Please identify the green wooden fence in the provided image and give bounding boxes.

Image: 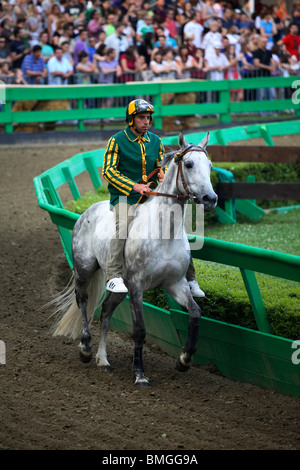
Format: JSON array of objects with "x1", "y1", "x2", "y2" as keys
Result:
[
  {"x1": 33, "y1": 125, "x2": 300, "y2": 396},
  {"x1": 2, "y1": 75, "x2": 300, "y2": 132}
]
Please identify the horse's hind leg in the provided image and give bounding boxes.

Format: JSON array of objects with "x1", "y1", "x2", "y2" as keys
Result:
[
  {"x1": 128, "y1": 287, "x2": 148, "y2": 386},
  {"x1": 95, "y1": 291, "x2": 127, "y2": 370},
  {"x1": 164, "y1": 280, "x2": 201, "y2": 372}
]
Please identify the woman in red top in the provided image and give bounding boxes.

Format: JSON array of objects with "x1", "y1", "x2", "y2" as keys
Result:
[{"x1": 119, "y1": 45, "x2": 140, "y2": 82}]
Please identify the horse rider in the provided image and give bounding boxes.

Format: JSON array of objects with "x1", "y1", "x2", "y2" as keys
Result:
[{"x1": 102, "y1": 98, "x2": 204, "y2": 297}]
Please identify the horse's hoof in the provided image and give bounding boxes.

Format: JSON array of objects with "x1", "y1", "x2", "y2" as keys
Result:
[
  {"x1": 175, "y1": 356, "x2": 190, "y2": 372},
  {"x1": 79, "y1": 350, "x2": 93, "y2": 363},
  {"x1": 133, "y1": 372, "x2": 149, "y2": 386}
]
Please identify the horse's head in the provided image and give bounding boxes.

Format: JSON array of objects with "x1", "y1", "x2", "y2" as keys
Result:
[{"x1": 176, "y1": 132, "x2": 218, "y2": 211}]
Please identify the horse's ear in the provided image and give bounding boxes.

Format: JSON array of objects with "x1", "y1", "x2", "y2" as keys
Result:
[
  {"x1": 199, "y1": 132, "x2": 209, "y2": 149},
  {"x1": 179, "y1": 131, "x2": 188, "y2": 149}
]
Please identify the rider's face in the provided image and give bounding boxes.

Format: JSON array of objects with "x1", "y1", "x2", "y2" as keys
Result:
[{"x1": 132, "y1": 113, "x2": 151, "y2": 135}]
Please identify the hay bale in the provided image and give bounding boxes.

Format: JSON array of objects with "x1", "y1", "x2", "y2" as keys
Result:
[{"x1": 12, "y1": 99, "x2": 69, "y2": 132}]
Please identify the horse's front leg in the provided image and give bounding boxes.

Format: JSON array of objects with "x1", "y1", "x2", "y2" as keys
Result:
[
  {"x1": 128, "y1": 287, "x2": 148, "y2": 386},
  {"x1": 165, "y1": 280, "x2": 201, "y2": 372}
]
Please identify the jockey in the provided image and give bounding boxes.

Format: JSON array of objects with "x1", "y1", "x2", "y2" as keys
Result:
[{"x1": 102, "y1": 98, "x2": 204, "y2": 297}]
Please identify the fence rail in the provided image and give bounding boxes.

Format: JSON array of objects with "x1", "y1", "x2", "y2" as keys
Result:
[{"x1": 1, "y1": 75, "x2": 300, "y2": 133}]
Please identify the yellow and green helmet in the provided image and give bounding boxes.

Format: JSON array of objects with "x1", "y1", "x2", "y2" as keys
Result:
[{"x1": 125, "y1": 99, "x2": 155, "y2": 126}]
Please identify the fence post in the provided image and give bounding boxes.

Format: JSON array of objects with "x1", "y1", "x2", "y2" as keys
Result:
[
  {"x1": 152, "y1": 90, "x2": 162, "y2": 130},
  {"x1": 2, "y1": 101, "x2": 13, "y2": 133},
  {"x1": 77, "y1": 98, "x2": 85, "y2": 131},
  {"x1": 219, "y1": 88, "x2": 231, "y2": 123}
]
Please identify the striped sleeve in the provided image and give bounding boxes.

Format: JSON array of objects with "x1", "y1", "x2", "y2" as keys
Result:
[
  {"x1": 156, "y1": 138, "x2": 166, "y2": 172},
  {"x1": 102, "y1": 137, "x2": 135, "y2": 196}
]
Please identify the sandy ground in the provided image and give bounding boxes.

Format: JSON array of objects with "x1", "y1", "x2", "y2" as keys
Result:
[{"x1": 0, "y1": 138, "x2": 299, "y2": 451}]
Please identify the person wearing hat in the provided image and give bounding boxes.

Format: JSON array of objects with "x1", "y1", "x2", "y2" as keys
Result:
[{"x1": 102, "y1": 99, "x2": 205, "y2": 297}]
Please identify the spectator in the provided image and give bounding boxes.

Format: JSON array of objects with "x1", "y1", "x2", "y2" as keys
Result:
[
  {"x1": 47, "y1": 46, "x2": 74, "y2": 85},
  {"x1": 153, "y1": 0, "x2": 167, "y2": 23},
  {"x1": 87, "y1": 36, "x2": 96, "y2": 61},
  {"x1": 276, "y1": 0, "x2": 291, "y2": 25},
  {"x1": 98, "y1": 47, "x2": 121, "y2": 107},
  {"x1": 0, "y1": 18, "x2": 14, "y2": 46},
  {"x1": 259, "y1": 9, "x2": 277, "y2": 50},
  {"x1": 136, "y1": 12, "x2": 155, "y2": 45},
  {"x1": 13, "y1": 68, "x2": 27, "y2": 84},
  {"x1": 176, "y1": 1, "x2": 194, "y2": 42},
  {"x1": 162, "y1": 47, "x2": 181, "y2": 79},
  {"x1": 224, "y1": 43, "x2": 243, "y2": 101},
  {"x1": 10, "y1": 26, "x2": 30, "y2": 70},
  {"x1": 21, "y1": 44, "x2": 47, "y2": 84},
  {"x1": 0, "y1": 61, "x2": 14, "y2": 82},
  {"x1": 202, "y1": 20, "x2": 222, "y2": 57},
  {"x1": 183, "y1": 9, "x2": 204, "y2": 49},
  {"x1": 93, "y1": 43, "x2": 107, "y2": 69},
  {"x1": 202, "y1": 0, "x2": 218, "y2": 32},
  {"x1": 27, "y1": 4, "x2": 44, "y2": 48},
  {"x1": 75, "y1": 50, "x2": 96, "y2": 83},
  {"x1": 281, "y1": 23, "x2": 300, "y2": 59},
  {"x1": 104, "y1": 22, "x2": 129, "y2": 60},
  {"x1": 191, "y1": 48, "x2": 208, "y2": 79},
  {"x1": 64, "y1": 0, "x2": 85, "y2": 28},
  {"x1": 119, "y1": 45, "x2": 140, "y2": 81},
  {"x1": 226, "y1": 24, "x2": 242, "y2": 55},
  {"x1": 87, "y1": 9, "x2": 103, "y2": 40},
  {"x1": 253, "y1": 35, "x2": 276, "y2": 102},
  {"x1": 205, "y1": 37, "x2": 230, "y2": 81},
  {"x1": 127, "y1": 3, "x2": 139, "y2": 31},
  {"x1": 73, "y1": 28, "x2": 88, "y2": 65},
  {"x1": 175, "y1": 44, "x2": 195, "y2": 79},
  {"x1": 104, "y1": 13, "x2": 118, "y2": 36},
  {"x1": 39, "y1": 31, "x2": 54, "y2": 64},
  {"x1": 292, "y1": 1, "x2": 300, "y2": 29},
  {"x1": 121, "y1": 14, "x2": 136, "y2": 46},
  {"x1": 184, "y1": 32, "x2": 197, "y2": 57},
  {"x1": 0, "y1": 37, "x2": 11, "y2": 66},
  {"x1": 150, "y1": 50, "x2": 167, "y2": 80},
  {"x1": 58, "y1": 24, "x2": 76, "y2": 53},
  {"x1": 240, "y1": 40, "x2": 254, "y2": 78},
  {"x1": 61, "y1": 40, "x2": 74, "y2": 67},
  {"x1": 13, "y1": 0, "x2": 29, "y2": 23},
  {"x1": 154, "y1": 33, "x2": 178, "y2": 54},
  {"x1": 165, "y1": 8, "x2": 178, "y2": 39},
  {"x1": 47, "y1": 3, "x2": 63, "y2": 45},
  {"x1": 221, "y1": 7, "x2": 234, "y2": 34},
  {"x1": 137, "y1": 30, "x2": 154, "y2": 66}
]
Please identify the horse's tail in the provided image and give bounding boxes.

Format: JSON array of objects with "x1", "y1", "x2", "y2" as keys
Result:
[{"x1": 50, "y1": 269, "x2": 106, "y2": 339}]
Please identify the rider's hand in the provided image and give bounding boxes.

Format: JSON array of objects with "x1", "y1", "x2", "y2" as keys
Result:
[
  {"x1": 158, "y1": 169, "x2": 164, "y2": 183},
  {"x1": 133, "y1": 182, "x2": 152, "y2": 195}
]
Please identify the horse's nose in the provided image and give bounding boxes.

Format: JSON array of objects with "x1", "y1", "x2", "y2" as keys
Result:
[{"x1": 202, "y1": 193, "x2": 218, "y2": 206}]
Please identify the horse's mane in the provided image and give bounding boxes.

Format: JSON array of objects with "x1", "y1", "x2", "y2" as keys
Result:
[{"x1": 159, "y1": 145, "x2": 182, "y2": 168}]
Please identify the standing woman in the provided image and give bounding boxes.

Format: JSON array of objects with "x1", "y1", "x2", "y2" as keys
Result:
[
  {"x1": 202, "y1": 0, "x2": 218, "y2": 33},
  {"x1": 47, "y1": 3, "x2": 63, "y2": 46},
  {"x1": 175, "y1": 44, "x2": 195, "y2": 79}
]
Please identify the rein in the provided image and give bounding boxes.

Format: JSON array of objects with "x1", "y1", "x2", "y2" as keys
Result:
[{"x1": 142, "y1": 145, "x2": 208, "y2": 201}]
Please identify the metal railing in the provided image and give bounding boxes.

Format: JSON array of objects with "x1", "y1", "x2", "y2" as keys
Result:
[{"x1": 0, "y1": 74, "x2": 299, "y2": 132}]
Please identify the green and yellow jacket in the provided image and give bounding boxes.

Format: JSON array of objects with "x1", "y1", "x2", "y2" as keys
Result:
[{"x1": 102, "y1": 126, "x2": 165, "y2": 206}]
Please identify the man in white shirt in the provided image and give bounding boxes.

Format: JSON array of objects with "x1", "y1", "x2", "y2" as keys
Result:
[
  {"x1": 104, "y1": 23, "x2": 129, "y2": 61},
  {"x1": 183, "y1": 10, "x2": 204, "y2": 49},
  {"x1": 48, "y1": 47, "x2": 74, "y2": 85},
  {"x1": 205, "y1": 37, "x2": 229, "y2": 81},
  {"x1": 202, "y1": 21, "x2": 222, "y2": 57}
]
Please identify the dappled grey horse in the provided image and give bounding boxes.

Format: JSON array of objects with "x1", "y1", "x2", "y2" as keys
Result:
[{"x1": 52, "y1": 132, "x2": 217, "y2": 385}]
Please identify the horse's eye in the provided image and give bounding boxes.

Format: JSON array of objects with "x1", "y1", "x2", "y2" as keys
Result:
[{"x1": 185, "y1": 161, "x2": 194, "y2": 169}]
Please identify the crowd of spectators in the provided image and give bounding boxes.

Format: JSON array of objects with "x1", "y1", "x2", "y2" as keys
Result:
[{"x1": 0, "y1": 0, "x2": 300, "y2": 101}]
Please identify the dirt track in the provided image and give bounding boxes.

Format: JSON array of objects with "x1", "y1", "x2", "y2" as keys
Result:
[{"x1": 0, "y1": 140, "x2": 299, "y2": 451}]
